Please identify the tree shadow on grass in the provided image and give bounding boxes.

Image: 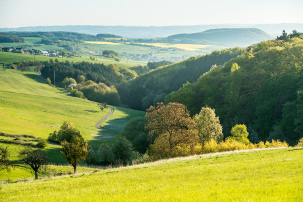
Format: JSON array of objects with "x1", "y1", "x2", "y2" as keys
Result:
[{"x1": 23, "y1": 73, "x2": 46, "y2": 84}]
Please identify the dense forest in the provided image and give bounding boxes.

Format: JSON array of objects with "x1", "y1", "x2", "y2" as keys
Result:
[
  {"x1": 2, "y1": 31, "x2": 121, "y2": 41},
  {"x1": 118, "y1": 47, "x2": 244, "y2": 110},
  {"x1": 0, "y1": 33, "x2": 25, "y2": 43},
  {"x1": 166, "y1": 35, "x2": 303, "y2": 145}
]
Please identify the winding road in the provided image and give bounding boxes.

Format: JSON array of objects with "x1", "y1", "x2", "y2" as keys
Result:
[{"x1": 95, "y1": 106, "x2": 115, "y2": 129}]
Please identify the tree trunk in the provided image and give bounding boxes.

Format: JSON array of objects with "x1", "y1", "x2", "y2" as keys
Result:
[
  {"x1": 35, "y1": 171, "x2": 38, "y2": 180},
  {"x1": 73, "y1": 164, "x2": 77, "y2": 174}
]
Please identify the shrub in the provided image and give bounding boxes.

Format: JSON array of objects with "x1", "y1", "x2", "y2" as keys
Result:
[
  {"x1": 86, "y1": 146, "x2": 96, "y2": 165},
  {"x1": 132, "y1": 153, "x2": 150, "y2": 165},
  {"x1": 257, "y1": 141, "x2": 265, "y2": 148},
  {"x1": 296, "y1": 138, "x2": 303, "y2": 147},
  {"x1": 48, "y1": 121, "x2": 82, "y2": 143},
  {"x1": 37, "y1": 139, "x2": 48, "y2": 148},
  {"x1": 97, "y1": 142, "x2": 114, "y2": 165},
  {"x1": 46, "y1": 77, "x2": 52, "y2": 85},
  {"x1": 230, "y1": 124, "x2": 250, "y2": 145},
  {"x1": 112, "y1": 136, "x2": 133, "y2": 166}
]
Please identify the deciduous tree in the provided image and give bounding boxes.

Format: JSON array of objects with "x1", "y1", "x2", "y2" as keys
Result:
[
  {"x1": 0, "y1": 146, "x2": 13, "y2": 172},
  {"x1": 19, "y1": 149, "x2": 48, "y2": 179},
  {"x1": 61, "y1": 136, "x2": 88, "y2": 174},
  {"x1": 146, "y1": 102, "x2": 198, "y2": 159},
  {"x1": 194, "y1": 107, "x2": 223, "y2": 146}
]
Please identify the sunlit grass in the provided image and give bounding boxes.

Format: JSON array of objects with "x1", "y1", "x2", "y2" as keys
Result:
[
  {"x1": 137, "y1": 43, "x2": 210, "y2": 51},
  {"x1": 0, "y1": 148, "x2": 302, "y2": 201}
]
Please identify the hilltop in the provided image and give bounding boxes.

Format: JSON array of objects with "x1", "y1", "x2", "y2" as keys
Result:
[
  {"x1": 166, "y1": 28, "x2": 272, "y2": 46},
  {"x1": 1, "y1": 23, "x2": 302, "y2": 37}
]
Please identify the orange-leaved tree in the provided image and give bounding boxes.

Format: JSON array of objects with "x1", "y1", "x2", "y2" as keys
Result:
[{"x1": 146, "y1": 102, "x2": 199, "y2": 159}]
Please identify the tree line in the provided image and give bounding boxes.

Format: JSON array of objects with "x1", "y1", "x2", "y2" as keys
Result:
[
  {"x1": 166, "y1": 33, "x2": 303, "y2": 145},
  {"x1": 118, "y1": 47, "x2": 244, "y2": 111}
]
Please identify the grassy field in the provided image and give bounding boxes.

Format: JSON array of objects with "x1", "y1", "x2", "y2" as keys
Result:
[
  {"x1": 0, "y1": 51, "x2": 146, "y2": 67},
  {"x1": 0, "y1": 69, "x2": 145, "y2": 162},
  {"x1": 0, "y1": 148, "x2": 302, "y2": 201},
  {"x1": 83, "y1": 41, "x2": 226, "y2": 61},
  {"x1": 137, "y1": 43, "x2": 210, "y2": 51}
]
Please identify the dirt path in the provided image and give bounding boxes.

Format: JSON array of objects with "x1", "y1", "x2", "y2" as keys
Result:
[{"x1": 95, "y1": 107, "x2": 115, "y2": 129}]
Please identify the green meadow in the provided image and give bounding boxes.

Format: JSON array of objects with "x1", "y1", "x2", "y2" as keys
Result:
[
  {"x1": 0, "y1": 70, "x2": 145, "y2": 163},
  {"x1": 1, "y1": 148, "x2": 302, "y2": 201}
]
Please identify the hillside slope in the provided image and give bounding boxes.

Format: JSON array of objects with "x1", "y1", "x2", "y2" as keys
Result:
[
  {"x1": 0, "y1": 70, "x2": 144, "y2": 142},
  {"x1": 166, "y1": 37, "x2": 303, "y2": 144},
  {"x1": 118, "y1": 47, "x2": 244, "y2": 110},
  {"x1": 1, "y1": 148, "x2": 302, "y2": 201},
  {"x1": 167, "y1": 28, "x2": 272, "y2": 46}
]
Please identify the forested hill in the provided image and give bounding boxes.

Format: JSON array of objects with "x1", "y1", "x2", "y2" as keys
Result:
[
  {"x1": 166, "y1": 28, "x2": 272, "y2": 47},
  {"x1": 118, "y1": 47, "x2": 244, "y2": 110},
  {"x1": 166, "y1": 36, "x2": 303, "y2": 145},
  {"x1": 1, "y1": 31, "x2": 121, "y2": 41}
]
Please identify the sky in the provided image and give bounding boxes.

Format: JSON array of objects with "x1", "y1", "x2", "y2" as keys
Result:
[{"x1": 0, "y1": 0, "x2": 302, "y2": 28}]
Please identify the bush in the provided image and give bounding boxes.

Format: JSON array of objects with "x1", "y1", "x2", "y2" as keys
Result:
[
  {"x1": 37, "y1": 139, "x2": 48, "y2": 148},
  {"x1": 112, "y1": 136, "x2": 133, "y2": 166},
  {"x1": 86, "y1": 146, "x2": 96, "y2": 165},
  {"x1": 97, "y1": 142, "x2": 114, "y2": 165},
  {"x1": 296, "y1": 138, "x2": 303, "y2": 147},
  {"x1": 48, "y1": 121, "x2": 82, "y2": 143},
  {"x1": 229, "y1": 124, "x2": 250, "y2": 145},
  {"x1": 132, "y1": 153, "x2": 150, "y2": 165},
  {"x1": 46, "y1": 77, "x2": 52, "y2": 85}
]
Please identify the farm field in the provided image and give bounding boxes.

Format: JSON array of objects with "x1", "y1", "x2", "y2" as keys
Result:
[
  {"x1": 1, "y1": 148, "x2": 302, "y2": 201},
  {"x1": 83, "y1": 41, "x2": 226, "y2": 61},
  {"x1": 0, "y1": 69, "x2": 145, "y2": 162},
  {"x1": 0, "y1": 51, "x2": 146, "y2": 67}
]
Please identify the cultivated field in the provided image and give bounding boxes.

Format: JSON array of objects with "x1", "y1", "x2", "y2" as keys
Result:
[
  {"x1": 137, "y1": 43, "x2": 210, "y2": 51},
  {"x1": 1, "y1": 148, "x2": 302, "y2": 201}
]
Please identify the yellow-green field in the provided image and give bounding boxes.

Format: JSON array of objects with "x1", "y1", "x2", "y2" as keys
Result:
[
  {"x1": 137, "y1": 43, "x2": 210, "y2": 51},
  {"x1": 84, "y1": 41, "x2": 122, "y2": 45},
  {"x1": 1, "y1": 148, "x2": 302, "y2": 201}
]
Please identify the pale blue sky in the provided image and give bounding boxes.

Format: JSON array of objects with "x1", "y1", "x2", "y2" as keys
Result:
[{"x1": 0, "y1": 0, "x2": 302, "y2": 28}]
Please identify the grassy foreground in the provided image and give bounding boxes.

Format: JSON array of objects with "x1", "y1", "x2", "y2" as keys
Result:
[{"x1": 0, "y1": 148, "x2": 302, "y2": 201}]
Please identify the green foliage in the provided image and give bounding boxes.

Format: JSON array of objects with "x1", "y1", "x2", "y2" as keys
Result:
[
  {"x1": 0, "y1": 33, "x2": 25, "y2": 43},
  {"x1": 76, "y1": 75, "x2": 85, "y2": 83},
  {"x1": 48, "y1": 121, "x2": 82, "y2": 143},
  {"x1": 229, "y1": 124, "x2": 250, "y2": 145},
  {"x1": 97, "y1": 142, "x2": 114, "y2": 165},
  {"x1": 296, "y1": 138, "x2": 303, "y2": 147},
  {"x1": 61, "y1": 136, "x2": 88, "y2": 174},
  {"x1": 19, "y1": 148, "x2": 48, "y2": 179},
  {"x1": 46, "y1": 77, "x2": 52, "y2": 85},
  {"x1": 112, "y1": 136, "x2": 133, "y2": 165},
  {"x1": 59, "y1": 77, "x2": 77, "y2": 88},
  {"x1": 0, "y1": 146, "x2": 12, "y2": 172},
  {"x1": 102, "y1": 50, "x2": 120, "y2": 58},
  {"x1": 166, "y1": 38, "x2": 303, "y2": 144},
  {"x1": 194, "y1": 107, "x2": 223, "y2": 146},
  {"x1": 120, "y1": 117, "x2": 149, "y2": 153},
  {"x1": 36, "y1": 139, "x2": 48, "y2": 148},
  {"x1": 85, "y1": 145, "x2": 96, "y2": 165},
  {"x1": 121, "y1": 47, "x2": 243, "y2": 110}
]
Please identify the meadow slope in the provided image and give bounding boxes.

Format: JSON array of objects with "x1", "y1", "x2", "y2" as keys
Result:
[{"x1": 0, "y1": 148, "x2": 302, "y2": 201}]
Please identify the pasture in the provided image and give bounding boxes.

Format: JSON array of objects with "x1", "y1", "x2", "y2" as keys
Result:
[
  {"x1": 1, "y1": 148, "x2": 302, "y2": 201},
  {"x1": 0, "y1": 70, "x2": 145, "y2": 163}
]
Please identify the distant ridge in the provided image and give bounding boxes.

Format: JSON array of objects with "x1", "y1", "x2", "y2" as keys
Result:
[
  {"x1": 0, "y1": 24, "x2": 302, "y2": 38},
  {"x1": 166, "y1": 28, "x2": 272, "y2": 47}
]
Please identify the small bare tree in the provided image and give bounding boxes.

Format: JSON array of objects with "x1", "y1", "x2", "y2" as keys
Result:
[
  {"x1": 0, "y1": 146, "x2": 13, "y2": 172},
  {"x1": 19, "y1": 149, "x2": 48, "y2": 179}
]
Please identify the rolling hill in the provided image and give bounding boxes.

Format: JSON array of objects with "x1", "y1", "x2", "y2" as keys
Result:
[
  {"x1": 1, "y1": 148, "x2": 302, "y2": 201},
  {"x1": 1, "y1": 23, "x2": 302, "y2": 37},
  {"x1": 166, "y1": 28, "x2": 272, "y2": 47}
]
